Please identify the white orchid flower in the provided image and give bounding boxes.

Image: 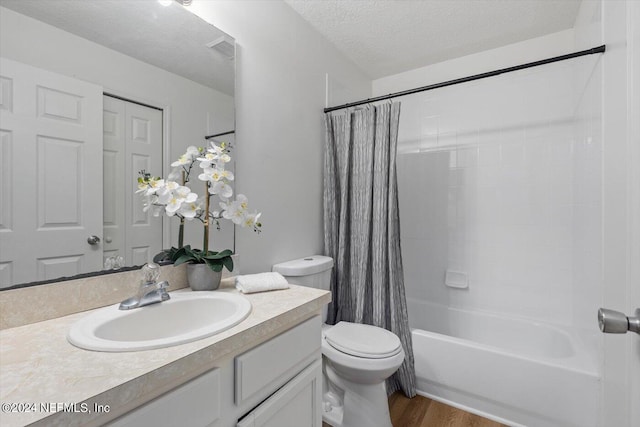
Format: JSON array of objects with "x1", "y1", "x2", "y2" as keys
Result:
[
  {"x1": 242, "y1": 211, "x2": 262, "y2": 229},
  {"x1": 197, "y1": 152, "x2": 218, "y2": 169},
  {"x1": 178, "y1": 199, "x2": 201, "y2": 219},
  {"x1": 210, "y1": 180, "x2": 233, "y2": 199},
  {"x1": 137, "y1": 142, "x2": 262, "y2": 252},
  {"x1": 187, "y1": 145, "x2": 200, "y2": 157},
  {"x1": 217, "y1": 153, "x2": 231, "y2": 164},
  {"x1": 198, "y1": 166, "x2": 233, "y2": 183},
  {"x1": 221, "y1": 197, "x2": 248, "y2": 224},
  {"x1": 220, "y1": 169, "x2": 234, "y2": 181},
  {"x1": 207, "y1": 143, "x2": 224, "y2": 155},
  {"x1": 138, "y1": 178, "x2": 165, "y2": 195},
  {"x1": 171, "y1": 154, "x2": 191, "y2": 167},
  {"x1": 171, "y1": 146, "x2": 201, "y2": 167},
  {"x1": 165, "y1": 181, "x2": 180, "y2": 191},
  {"x1": 236, "y1": 194, "x2": 249, "y2": 210},
  {"x1": 175, "y1": 185, "x2": 197, "y2": 202}
]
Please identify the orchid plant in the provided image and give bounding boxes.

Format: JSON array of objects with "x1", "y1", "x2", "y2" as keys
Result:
[{"x1": 137, "y1": 141, "x2": 261, "y2": 272}]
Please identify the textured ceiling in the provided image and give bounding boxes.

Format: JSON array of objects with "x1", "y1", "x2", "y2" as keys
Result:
[
  {"x1": 284, "y1": 0, "x2": 582, "y2": 79},
  {"x1": 0, "y1": 0, "x2": 235, "y2": 95}
]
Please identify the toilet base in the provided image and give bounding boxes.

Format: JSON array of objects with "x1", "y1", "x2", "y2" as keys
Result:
[{"x1": 322, "y1": 361, "x2": 392, "y2": 427}]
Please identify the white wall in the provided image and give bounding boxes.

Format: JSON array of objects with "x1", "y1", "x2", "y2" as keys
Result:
[
  {"x1": 0, "y1": 6, "x2": 235, "y2": 252},
  {"x1": 188, "y1": 1, "x2": 371, "y2": 273},
  {"x1": 373, "y1": 30, "x2": 574, "y2": 96}
]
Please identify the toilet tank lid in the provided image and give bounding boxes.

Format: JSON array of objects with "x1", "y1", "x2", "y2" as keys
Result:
[{"x1": 272, "y1": 256, "x2": 333, "y2": 276}]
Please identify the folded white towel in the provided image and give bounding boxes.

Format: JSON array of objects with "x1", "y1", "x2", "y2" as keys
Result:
[{"x1": 235, "y1": 272, "x2": 290, "y2": 294}]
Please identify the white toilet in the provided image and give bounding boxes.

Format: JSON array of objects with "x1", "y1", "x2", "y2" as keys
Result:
[{"x1": 273, "y1": 256, "x2": 404, "y2": 427}]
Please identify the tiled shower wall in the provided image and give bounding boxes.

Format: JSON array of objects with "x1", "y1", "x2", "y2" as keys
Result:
[{"x1": 396, "y1": 55, "x2": 602, "y2": 333}]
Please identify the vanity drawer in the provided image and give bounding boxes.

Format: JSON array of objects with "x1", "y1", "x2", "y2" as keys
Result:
[
  {"x1": 108, "y1": 368, "x2": 220, "y2": 427},
  {"x1": 237, "y1": 359, "x2": 322, "y2": 427},
  {"x1": 235, "y1": 315, "x2": 321, "y2": 405}
]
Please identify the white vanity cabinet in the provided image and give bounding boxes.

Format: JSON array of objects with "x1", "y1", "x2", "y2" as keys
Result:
[{"x1": 108, "y1": 315, "x2": 322, "y2": 427}]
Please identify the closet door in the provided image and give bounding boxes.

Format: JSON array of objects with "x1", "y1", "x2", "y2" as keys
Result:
[
  {"x1": 0, "y1": 57, "x2": 102, "y2": 285},
  {"x1": 102, "y1": 95, "x2": 162, "y2": 267}
]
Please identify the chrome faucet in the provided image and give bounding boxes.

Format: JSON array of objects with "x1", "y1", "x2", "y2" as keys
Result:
[{"x1": 119, "y1": 263, "x2": 171, "y2": 310}]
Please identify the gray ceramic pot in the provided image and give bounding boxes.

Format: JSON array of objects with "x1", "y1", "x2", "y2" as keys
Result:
[{"x1": 186, "y1": 263, "x2": 222, "y2": 291}]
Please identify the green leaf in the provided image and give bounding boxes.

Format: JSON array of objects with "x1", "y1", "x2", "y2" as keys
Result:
[
  {"x1": 222, "y1": 256, "x2": 234, "y2": 272},
  {"x1": 206, "y1": 260, "x2": 224, "y2": 272},
  {"x1": 170, "y1": 246, "x2": 187, "y2": 261},
  {"x1": 173, "y1": 254, "x2": 196, "y2": 266},
  {"x1": 203, "y1": 253, "x2": 226, "y2": 260},
  {"x1": 217, "y1": 249, "x2": 233, "y2": 257}
]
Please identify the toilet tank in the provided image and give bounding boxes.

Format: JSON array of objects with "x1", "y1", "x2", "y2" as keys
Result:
[{"x1": 272, "y1": 256, "x2": 333, "y2": 291}]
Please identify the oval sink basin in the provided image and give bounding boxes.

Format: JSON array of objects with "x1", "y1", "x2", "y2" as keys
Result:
[{"x1": 67, "y1": 292, "x2": 251, "y2": 352}]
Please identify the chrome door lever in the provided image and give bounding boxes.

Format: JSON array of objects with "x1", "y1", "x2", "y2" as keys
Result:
[{"x1": 598, "y1": 308, "x2": 640, "y2": 335}]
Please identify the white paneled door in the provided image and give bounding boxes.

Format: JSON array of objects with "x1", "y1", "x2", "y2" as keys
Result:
[
  {"x1": 0, "y1": 57, "x2": 102, "y2": 286},
  {"x1": 103, "y1": 95, "x2": 163, "y2": 267}
]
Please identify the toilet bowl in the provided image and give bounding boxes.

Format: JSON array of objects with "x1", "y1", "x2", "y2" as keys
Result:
[
  {"x1": 272, "y1": 256, "x2": 405, "y2": 427},
  {"x1": 321, "y1": 322, "x2": 405, "y2": 427}
]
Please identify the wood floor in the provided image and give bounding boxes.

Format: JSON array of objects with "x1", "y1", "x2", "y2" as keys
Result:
[
  {"x1": 388, "y1": 393, "x2": 506, "y2": 427},
  {"x1": 323, "y1": 392, "x2": 506, "y2": 427}
]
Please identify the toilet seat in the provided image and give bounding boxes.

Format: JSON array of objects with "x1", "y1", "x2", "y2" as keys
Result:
[{"x1": 324, "y1": 322, "x2": 402, "y2": 359}]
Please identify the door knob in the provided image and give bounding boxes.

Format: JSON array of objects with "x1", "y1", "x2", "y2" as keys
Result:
[
  {"x1": 598, "y1": 308, "x2": 640, "y2": 335},
  {"x1": 87, "y1": 235, "x2": 101, "y2": 245}
]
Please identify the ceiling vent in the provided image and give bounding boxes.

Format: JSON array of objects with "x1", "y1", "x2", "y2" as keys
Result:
[{"x1": 207, "y1": 35, "x2": 235, "y2": 59}]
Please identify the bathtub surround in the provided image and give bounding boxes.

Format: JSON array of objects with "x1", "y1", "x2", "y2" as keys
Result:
[
  {"x1": 323, "y1": 102, "x2": 416, "y2": 398},
  {"x1": 392, "y1": 49, "x2": 602, "y2": 426}
]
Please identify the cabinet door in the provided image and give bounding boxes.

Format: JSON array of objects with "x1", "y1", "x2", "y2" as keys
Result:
[
  {"x1": 237, "y1": 360, "x2": 322, "y2": 427},
  {"x1": 108, "y1": 368, "x2": 220, "y2": 427}
]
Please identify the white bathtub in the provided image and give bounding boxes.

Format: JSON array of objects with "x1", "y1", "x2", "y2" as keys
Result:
[{"x1": 408, "y1": 299, "x2": 601, "y2": 427}]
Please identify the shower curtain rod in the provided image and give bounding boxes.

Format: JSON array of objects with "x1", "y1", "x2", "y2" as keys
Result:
[
  {"x1": 324, "y1": 44, "x2": 606, "y2": 113},
  {"x1": 205, "y1": 130, "x2": 235, "y2": 140}
]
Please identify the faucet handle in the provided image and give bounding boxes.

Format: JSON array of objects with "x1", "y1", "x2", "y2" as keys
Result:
[
  {"x1": 157, "y1": 280, "x2": 169, "y2": 290},
  {"x1": 141, "y1": 263, "x2": 161, "y2": 284}
]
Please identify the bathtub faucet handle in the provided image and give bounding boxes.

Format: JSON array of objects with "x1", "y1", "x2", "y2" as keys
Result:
[{"x1": 598, "y1": 308, "x2": 640, "y2": 335}]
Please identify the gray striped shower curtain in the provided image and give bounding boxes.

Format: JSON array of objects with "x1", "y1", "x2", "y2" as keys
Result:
[{"x1": 323, "y1": 102, "x2": 416, "y2": 398}]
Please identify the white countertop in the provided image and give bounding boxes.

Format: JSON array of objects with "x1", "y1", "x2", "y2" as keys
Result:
[{"x1": 0, "y1": 282, "x2": 330, "y2": 427}]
